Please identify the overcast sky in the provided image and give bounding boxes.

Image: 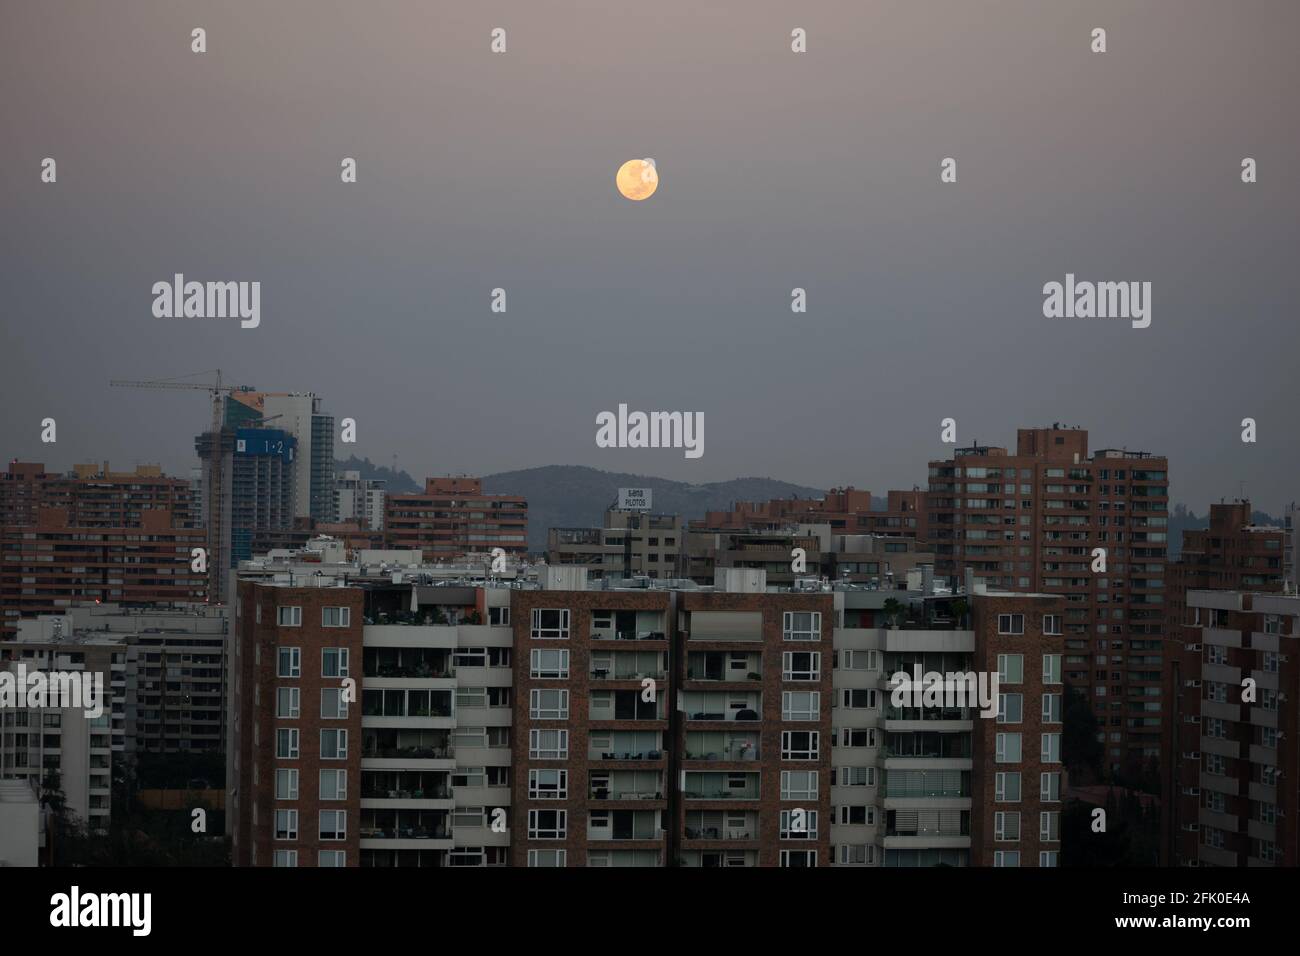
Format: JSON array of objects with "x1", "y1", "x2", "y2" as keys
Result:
[{"x1": 3, "y1": 0, "x2": 1297, "y2": 512}]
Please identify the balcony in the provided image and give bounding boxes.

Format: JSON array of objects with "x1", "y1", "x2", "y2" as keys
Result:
[
  {"x1": 884, "y1": 705, "x2": 972, "y2": 732},
  {"x1": 883, "y1": 769, "x2": 970, "y2": 801},
  {"x1": 686, "y1": 651, "x2": 762, "y2": 683},
  {"x1": 362, "y1": 689, "x2": 454, "y2": 721},
  {"x1": 590, "y1": 690, "x2": 666, "y2": 722},
  {"x1": 683, "y1": 772, "x2": 760, "y2": 801},
  {"x1": 684, "y1": 810, "x2": 759, "y2": 842},
  {"x1": 683, "y1": 692, "x2": 762, "y2": 724},
  {"x1": 362, "y1": 729, "x2": 454, "y2": 764},
  {"x1": 591, "y1": 610, "x2": 667, "y2": 643},
  {"x1": 361, "y1": 770, "x2": 451, "y2": 806},
  {"x1": 359, "y1": 809, "x2": 451, "y2": 845},
  {"x1": 588, "y1": 809, "x2": 665, "y2": 842}
]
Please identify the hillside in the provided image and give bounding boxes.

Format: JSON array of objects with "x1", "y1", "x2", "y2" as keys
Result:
[{"x1": 481, "y1": 466, "x2": 832, "y2": 552}]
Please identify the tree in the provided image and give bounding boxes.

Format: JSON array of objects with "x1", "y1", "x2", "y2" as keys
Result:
[
  {"x1": 949, "y1": 597, "x2": 969, "y2": 627},
  {"x1": 1062, "y1": 686, "x2": 1103, "y2": 784},
  {"x1": 40, "y1": 768, "x2": 68, "y2": 819},
  {"x1": 881, "y1": 599, "x2": 904, "y2": 629}
]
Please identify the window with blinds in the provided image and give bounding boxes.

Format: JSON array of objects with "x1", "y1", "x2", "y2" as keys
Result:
[
  {"x1": 883, "y1": 769, "x2": 966, "y2": 798},
  {"x1": 889, "y1": 809, "x2": 965, "y2": 836}
]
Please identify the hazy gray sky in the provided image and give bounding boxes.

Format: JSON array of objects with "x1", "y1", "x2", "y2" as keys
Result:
[{"x1": 3, "y1": 0, "x2": 1298, "y2": 512}]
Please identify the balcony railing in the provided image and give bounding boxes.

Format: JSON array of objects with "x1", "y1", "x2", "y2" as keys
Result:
[
  {"x1": 686, "y1": 670, "x2": 762, "y2": 682},
  {"x1": 588, "y1": 828, "x2": 666, "y2": 841},
  {"x1": 884, "y1": 786, "x2": 968, "y2": 799},
  {"x1": 589, "y1": 710, "x2": 665, "y2": 722},
  {"x1": 593, "y1": 750, "x2": 664, "y2": 761},
  {"x1": 363, "y1": 746, "x2": 455, "y2": 759},
  {"x1": 683, "y1": 789, "x2": 760, "y2": 800},
  {"x1": 359, "y1": 826, "x2": 450, "y2": 840},
  {"x1": 683, "y1": 827, "x2": 754, "y2": 841},
  {"x1": 590, "y1": 789, "x2": 663, "y2": 801},
  {"x1": 686, "y1": 711, "x2": 760, "y2": 722},
  {"x1": 882, "y1": 747, "x2": 972, "y2": 760},
  {"x1": 363, "y1": 706, "x2": 453, "y2": 719},
  {"x1": 684, "y1": 750, "x2": 758, "y2": 761},
  {"x1": 590, "y1": 669, "x2": 667, "y2": 680},
  {"x1": 366, "y1": 665, "x2": 453, "y2": 679},
  {"x1": 884, "y1": 708, "x2": 972, "y2": 722},
  {"x1": 362, "y1": 788, "x2": 451, "y2": 800}
]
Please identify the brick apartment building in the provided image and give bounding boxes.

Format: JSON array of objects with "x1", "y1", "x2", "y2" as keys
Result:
[
  {"x1": 683, "y1": 526, "x2": 935, "y2": 590},
  {"x1": 690, "y1": 487, "x2": 927, "y2": 540},
  {"x1": 231, "y1": 580, "x2": 365, "y2": 867},
  {"x1": 676, "y1": 581, "x2": 834, "y2": 867},
  {"x1": 1163, "y1": 501, "x2": 1290, "y2": 866},
  {"x1": 968, "y1": 592, "x2": 1067, "y2": 867},
  {"x1": 509, "y1": 572, "x2": 673, "y2": 867},
  {"x1": 927, "y1": 426, "x2": 1169, "y2": 772},
  {"x1": 0, "y1": 507, "x2": 207, "y2": 640},
  {"x1": 1, "y1": 461, "x2": 197, "y2": 529},
  {"x1": 230, "y1": 546, "x2": 519, "y2": 868},
  {"x1": 228, "y1": 539, "x2": 1066, "y2": 866},
  {"x1": 547, "y1": 509, "x2": 683, "y2": 580},
  {"x1": 385, "y1": 477, "x2": 528, "y2": 560},
  {"x1": 1164, "y1": 589, "x2": 1299, "y2": 866},
  {"x1": 505, "y1": 566, "x2": 1058, "y2": 867}
]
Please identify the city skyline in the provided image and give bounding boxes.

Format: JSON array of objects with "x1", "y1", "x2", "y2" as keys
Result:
[
  {"x1": 4, "y1": 0, "x2": 1300, "y2": 895},
  {"x1": 3, "y1": 0, "x2": 1299, "y2": 511}
]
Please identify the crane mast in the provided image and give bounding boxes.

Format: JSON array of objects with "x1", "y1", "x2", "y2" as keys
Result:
[{"x1": 108, "y1": 370, "x2": 253, "y2": 603}]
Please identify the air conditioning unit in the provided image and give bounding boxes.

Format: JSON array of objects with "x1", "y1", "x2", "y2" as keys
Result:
[
  {"x1": 1185, "y1": 679, "x2": 1201, "y2": 688},
  {"x1": 1188, "y1": 644, "x2": 1201, "y2": 652},
  {"x1": 1277, "y1": 693, "x2": 1288, "y2": 702}
]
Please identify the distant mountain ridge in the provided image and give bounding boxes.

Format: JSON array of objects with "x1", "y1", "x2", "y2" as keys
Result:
[
  {"x1": 334, "y1": 456, "x2": 422, "y2": 494},
  {"x1": 481, "y1": 466, "x2": 833, "y2": 552}
]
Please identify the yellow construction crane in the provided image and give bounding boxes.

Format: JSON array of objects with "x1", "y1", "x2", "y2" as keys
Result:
[{"x1": 109, "y1": 370, "x2": 257, "y2": 603}]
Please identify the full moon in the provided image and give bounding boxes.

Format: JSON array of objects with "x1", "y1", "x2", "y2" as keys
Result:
[{"x1": 616, "y1": 158, "x2": 658, "y2": 201}]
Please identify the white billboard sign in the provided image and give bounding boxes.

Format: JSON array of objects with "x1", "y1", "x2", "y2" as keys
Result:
[{"x1": 617, "y1": 487, "x2": 652, "y2": 511}]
